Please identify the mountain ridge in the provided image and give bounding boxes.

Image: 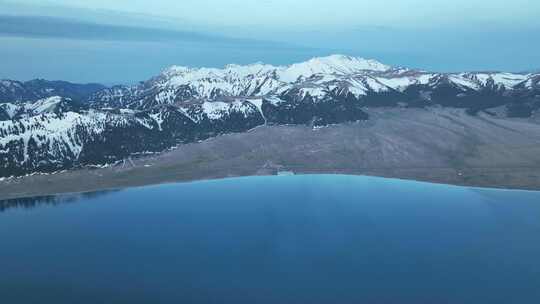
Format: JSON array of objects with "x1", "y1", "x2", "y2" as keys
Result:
[
  {"x1": 1, "y1": 55, "x2": 539, "y2": 179},
  {"x1": 87, "y1": 55, "x2": 539, "y2": 111},
  {"x1": 0, "y1": 79, "x2": 105, "y2": 103}
]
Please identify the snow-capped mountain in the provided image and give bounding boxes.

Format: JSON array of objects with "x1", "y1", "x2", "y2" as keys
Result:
[
  {"x1": 0, "y1": 96, "x2": 85, "y2": 120},
  {"x1": 88, "y1": 55, "x2": 394, "y2": 109},
  {"x1": 88, "y1": 55, "x2": 539, "y2": 115},
  {"x1": 0, "y1": 98, "x2": 260, "y2": 176},
  {"x1": 2, "y1": 55, "x2": 540, "y2": 178}
]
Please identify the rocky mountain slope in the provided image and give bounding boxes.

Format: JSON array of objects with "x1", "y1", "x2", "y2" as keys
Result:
[{"x1": 1, "y1": 55, "x2": 539, "y2": 178}]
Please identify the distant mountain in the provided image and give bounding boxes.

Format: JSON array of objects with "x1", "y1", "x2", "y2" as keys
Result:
[
  {"x1": 0, "y1": 96, "x2": 86, "y2": 120},
  {"x1": 1, "y1": 55, "x2": 540, "y2": 178},
  {"x1": 0, "y1": 79, "x2": 106, "y2": 103},
  {"x1": 87, "y1": 54, "x2": 540, "y2": 116}
]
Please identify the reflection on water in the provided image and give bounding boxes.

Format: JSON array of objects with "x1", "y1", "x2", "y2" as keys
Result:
[
  {"x1": 2, "y1": 176, "x2": 538, "y2": 214},
  {"x1": 0, "y1": 190, "x2": 119, "y2": 213},
  {"x1": 1, "y1": 175, "x2": 539, "y2": 304}
]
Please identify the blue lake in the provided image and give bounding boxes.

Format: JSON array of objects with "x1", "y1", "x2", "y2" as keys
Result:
[{"x1": 1, "y1": 175, "x2": 540, "y2": 303}]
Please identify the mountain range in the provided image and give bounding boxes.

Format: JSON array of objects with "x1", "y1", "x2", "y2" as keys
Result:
[{"x1": 1, "y1": 55, "x2": 540, "y2": 178}]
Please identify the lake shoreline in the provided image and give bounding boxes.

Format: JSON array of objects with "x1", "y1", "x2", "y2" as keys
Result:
[
  {"x1": 2, "y1": 168, "x2": 540, "y2": 202},
  {"x1": 3, "y1": 112, "x2": 540, "y2": 201}
]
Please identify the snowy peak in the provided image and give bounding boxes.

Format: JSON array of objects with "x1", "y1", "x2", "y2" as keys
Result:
[
  {"x1": 159, "y1": 55, "x2": 391, "y2": 85},
  {"x1": 163, "y1": 55, "x2": 389, "y2": 75},
  {"x1": 161, "y1": 62, "x2": 276, "y2": 80},
  {"x1": 278, "y1": 55, "x2": 391, "y2": 82},
  {"x1": 0, "y1": 96, "x2": 84, "y2": 120},
  {"x1": 459, "y1": 72, "x2": 530, "y2": 90},
  {"x1": 87, "y1": 55, "x2": 540, "y2": 111},
  {"x1": 310, "y1": 54, "x2": 390, "y2": 71},
  {"x1": 136, "y1": 55, "x2": 394, "y2": 103}
]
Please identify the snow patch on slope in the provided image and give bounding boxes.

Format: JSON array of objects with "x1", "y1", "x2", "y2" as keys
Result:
[
  {"x1": 0, "y1": 112, "x2": 104, "y2": 163},
  {"x1": 0, "y1": 103, "x2": 19, "y2": 118},
  {"x1": 25, "y1": 96, "x2": 66, "y2": 114}
]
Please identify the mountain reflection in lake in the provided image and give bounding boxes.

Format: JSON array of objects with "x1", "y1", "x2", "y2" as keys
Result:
[
  {"x1": 0, "y1": 190, "x2": 119, "y2": 213},
  {"x1": 1, "y1": 175, "x2": 539, "y2": 304}
]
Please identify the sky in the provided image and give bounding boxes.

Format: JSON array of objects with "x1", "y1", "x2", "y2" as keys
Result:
[{"x1": 1, "y1": 0, "x2": 539, "y2": 83}]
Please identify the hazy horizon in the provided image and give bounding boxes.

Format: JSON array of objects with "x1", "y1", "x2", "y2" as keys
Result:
[{"x1": 1, "y1": 0, "x2": 539, "y2": 83}]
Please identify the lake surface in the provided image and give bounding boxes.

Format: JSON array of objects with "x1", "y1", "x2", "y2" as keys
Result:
[{"x1": 1, "y1": 175, "x2": 540, "y2": 304}]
